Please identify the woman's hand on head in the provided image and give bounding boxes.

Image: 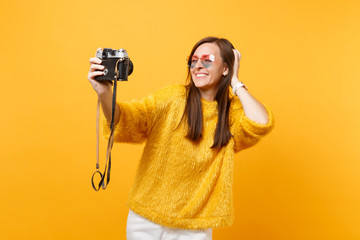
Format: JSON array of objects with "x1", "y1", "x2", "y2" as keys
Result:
[
  {"x1": 88, "y1": 48, "x2": 113, "y2": 96},
  {"x1": 231, "y1": 49, "x2": 241, "y2": 87}
]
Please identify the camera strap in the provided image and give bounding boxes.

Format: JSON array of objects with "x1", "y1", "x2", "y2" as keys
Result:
[{"x1": 91, "y1": 60, "x2": 120, "y2": 191}]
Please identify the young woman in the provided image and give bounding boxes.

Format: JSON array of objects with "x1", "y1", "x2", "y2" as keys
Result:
[{"x1": 88, "y1": 37, "x2": 274, "y2": 240}]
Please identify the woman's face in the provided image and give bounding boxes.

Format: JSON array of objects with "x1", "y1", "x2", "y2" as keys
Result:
[{"x1": 190, "y1": 43, "x2": 229, "y2": 94}]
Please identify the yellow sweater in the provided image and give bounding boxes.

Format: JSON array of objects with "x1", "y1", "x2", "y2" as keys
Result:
[{"x1": 103, "y1": 83, "x2": 274, "y2": 230}]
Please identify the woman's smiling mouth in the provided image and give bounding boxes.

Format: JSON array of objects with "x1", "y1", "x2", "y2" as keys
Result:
[{"x1": 195, "y1": 73, "x2": 209, "y2": 78}]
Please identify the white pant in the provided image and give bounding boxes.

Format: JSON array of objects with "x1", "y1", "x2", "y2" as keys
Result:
[{"x1": 126, "y1": 209, "x2": 213, "y2": 240}]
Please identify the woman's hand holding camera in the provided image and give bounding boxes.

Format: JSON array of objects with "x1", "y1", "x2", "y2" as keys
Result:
[
  {"x1": 88, "y1": 48, "x2": 120, "y2": 125},
  {"x1": 88, "y1": 53, "x2": 112, "y2": 96}
]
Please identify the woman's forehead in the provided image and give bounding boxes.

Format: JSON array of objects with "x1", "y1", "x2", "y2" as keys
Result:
[{"x1": 193, "y1": 43, "x2": 220, "y2": 56}]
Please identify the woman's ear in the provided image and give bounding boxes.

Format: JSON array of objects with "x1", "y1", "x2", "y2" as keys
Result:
[{"x1": 223, "y1": 64, "x2": 229, "y2": 76}]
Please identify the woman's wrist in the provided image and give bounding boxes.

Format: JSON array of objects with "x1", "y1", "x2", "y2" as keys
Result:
[
  {"x1": 234, "y1": 85, "x2": 247, "y2": 96},
  {"x1": 232, "y1": 78, "x2": 248, "y2": 95},
  {"x1": 231, "y1": 77, "x2": 240, "y2": 89},
  {"x1": 97, "y1": 85, "x2": 112, "y2": 98}
]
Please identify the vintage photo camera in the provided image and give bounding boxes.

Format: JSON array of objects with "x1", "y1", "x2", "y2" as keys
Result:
[
  {"x1": 94, "y1": 48, "x2": 133, "y2": 82},
  {"x1": 91, "y1": 48, "x2": 134, "y2": 191}
]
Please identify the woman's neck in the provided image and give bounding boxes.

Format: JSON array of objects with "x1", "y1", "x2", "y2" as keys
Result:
[{"x1": 199, "y1": 87, "x2": 217, "y2": 102}]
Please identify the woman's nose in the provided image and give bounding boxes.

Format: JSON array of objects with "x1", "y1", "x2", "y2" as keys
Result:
[{"x1": 194, "y1": 59, "x2": 204, "y2": 69}]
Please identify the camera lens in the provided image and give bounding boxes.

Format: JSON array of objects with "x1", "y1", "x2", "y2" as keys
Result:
[{"x1": 128, "y1": 60, "x2": 134, "y2": 76}]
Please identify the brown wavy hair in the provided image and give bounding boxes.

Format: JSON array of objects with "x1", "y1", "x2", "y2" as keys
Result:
[{"x1": 179, "y1": 37, "x2": 236, "y2": 149}]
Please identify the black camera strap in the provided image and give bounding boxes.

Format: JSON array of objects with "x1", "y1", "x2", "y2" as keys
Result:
[{"x1": 91, "y1": 60, "x2": 120, "y2": 191}]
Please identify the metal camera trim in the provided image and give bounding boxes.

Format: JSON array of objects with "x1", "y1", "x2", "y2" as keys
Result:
[{"x1": 96, "y1": 48, "x2": 129, "y2": 60}]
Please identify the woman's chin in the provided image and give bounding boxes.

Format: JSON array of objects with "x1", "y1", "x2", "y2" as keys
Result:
[{"x1": 193, "y1": 79, "x2": 209, "y2": 89}]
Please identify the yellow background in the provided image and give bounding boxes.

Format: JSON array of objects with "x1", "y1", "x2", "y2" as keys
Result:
[{"x1": 1, "y1": 0, "x2": 359, "y2": 239}]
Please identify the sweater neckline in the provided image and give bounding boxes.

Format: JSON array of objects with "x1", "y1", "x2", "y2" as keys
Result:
[{"x1": 200, "y1": 98, "x2": 217, "y2": 110}]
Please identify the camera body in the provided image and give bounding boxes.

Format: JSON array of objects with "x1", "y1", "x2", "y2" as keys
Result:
[{"x1": 94, "y1": 48, "x2": 133, "y2": 81}]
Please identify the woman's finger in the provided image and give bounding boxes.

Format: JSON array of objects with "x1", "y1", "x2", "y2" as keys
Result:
[
  {"x1": 90, "y1": 63, "x2": 105, "y2": 72},
  {"x1": 95, "y1": 48, "x2": 102, "y2": 56},
  {"x1": 88, "y1": 71, "x2": 104, "y2": 80},
  {"x1": 233, "y1": 49, "x2": 238, "y2": 60},
  {"x1": 89, "y1": 57, "x2": 102, "y2": 64},
  {"x1": 236, "y1": 50, "x2": 241, "y2": 60}
]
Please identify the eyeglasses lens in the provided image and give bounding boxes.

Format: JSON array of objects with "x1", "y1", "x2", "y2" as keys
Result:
[{"x1": 190, "y1": 54, "x2": 214, "y2": 69}]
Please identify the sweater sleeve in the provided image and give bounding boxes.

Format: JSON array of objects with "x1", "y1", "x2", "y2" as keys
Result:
[
  {"x1": 102, "y1": 84, "x2": 174, "y2": 143},
  {"x1": 231, "y1": 102, "x2": 275, "y2": 153}
]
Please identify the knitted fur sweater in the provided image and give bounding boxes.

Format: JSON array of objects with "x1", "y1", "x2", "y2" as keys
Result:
[{"x1": 103, "y1": 83, "x2": 275, "y2": 230}]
